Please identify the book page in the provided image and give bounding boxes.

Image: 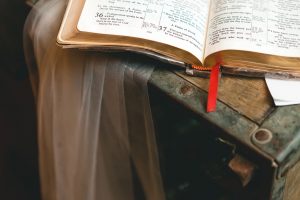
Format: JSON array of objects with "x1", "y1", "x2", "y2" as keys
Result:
[
  {"x1": 78, "y1": 0, "x2": 210, "y2": 63},
  {"x1": 205, "y1": 0, "x2": 300, "y2": 58}
]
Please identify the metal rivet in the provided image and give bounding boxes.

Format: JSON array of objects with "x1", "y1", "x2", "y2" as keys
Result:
[{"x1": 251, "y1": 129, "x2": 273, "y2": 144}]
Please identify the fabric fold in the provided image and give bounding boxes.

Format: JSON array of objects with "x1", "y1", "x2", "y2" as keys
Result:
[{"x1": 24, "y1": 0, "x2": 165, "y2": 199}]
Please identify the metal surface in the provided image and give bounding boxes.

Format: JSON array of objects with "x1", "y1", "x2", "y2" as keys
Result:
[
  {"x1": 147, "y1": 66, "x2": 300, "y2": 200},
  {"x1": 253, "y1": 106, "x2": 300, "y2": 177},
  {"x1": 150, "y1": 67, "x2": 300, "y2": 178},
  {"x1": 149, "y1": 80, "x2": 274, "y2": 200},
  {"x1": 148, "y1": 67, "x2": 279, "y2": 199}
]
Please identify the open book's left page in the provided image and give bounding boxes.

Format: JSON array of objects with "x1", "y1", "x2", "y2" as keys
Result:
[{"x1": 77, "y1": 0, "x2": 210, "y2": 64}]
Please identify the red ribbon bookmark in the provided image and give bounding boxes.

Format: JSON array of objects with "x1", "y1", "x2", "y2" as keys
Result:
[{"x1": 207, "y1": 63, "x2": 221, "y2": 113}]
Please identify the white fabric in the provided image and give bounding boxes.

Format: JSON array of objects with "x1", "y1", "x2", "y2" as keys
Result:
[{"x1": 23, "y1": 0, "x2": 165, "y2": 199}]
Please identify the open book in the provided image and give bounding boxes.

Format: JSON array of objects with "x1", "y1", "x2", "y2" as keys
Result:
[{"x1": 58, "y1": 0, "x2": 300, "y2": 76}]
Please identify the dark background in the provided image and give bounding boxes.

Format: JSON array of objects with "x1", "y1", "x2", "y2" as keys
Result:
[{"x1": 0, "y1": 0, "x2": 40, "y2": 199}]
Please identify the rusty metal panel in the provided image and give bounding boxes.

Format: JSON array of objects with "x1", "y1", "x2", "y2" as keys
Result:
[
  {"x1": 149, "y1": 67, "x2": 278, "y2": 200},
  {"x1": 148, "y1": 66, "x2": 300, "y2": 200}
]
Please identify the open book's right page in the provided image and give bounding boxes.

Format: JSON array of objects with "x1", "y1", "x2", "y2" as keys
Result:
[{"x1": 204, "y1": 0, "x2": 300, "y2": 58}]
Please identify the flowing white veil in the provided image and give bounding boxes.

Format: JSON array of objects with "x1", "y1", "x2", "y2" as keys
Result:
[{"x1": 23, "y1": 0, "x2": 165, "y2": 199}]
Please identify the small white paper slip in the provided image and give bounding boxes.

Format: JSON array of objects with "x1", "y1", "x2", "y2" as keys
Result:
[{"x1": 265, "y1": 77, "x2": 300, "y2": 106}]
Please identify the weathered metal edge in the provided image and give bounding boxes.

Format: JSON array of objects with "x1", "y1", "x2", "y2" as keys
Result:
[
  {"x1": 252, "y1": 105, "x2": 300, "y2": 178},
  {"x1": 270, "y1": 174, "x2": 286, "y2": 200}
]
